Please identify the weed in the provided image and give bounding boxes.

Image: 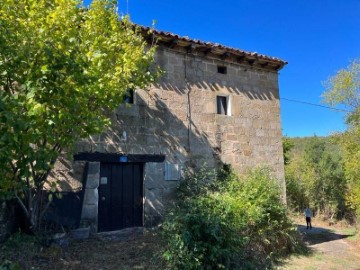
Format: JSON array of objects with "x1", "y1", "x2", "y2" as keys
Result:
[
  {"x1": 162, "y1": 166, "x2": 303, "y2": 269},
  {"x1": 0, "y1": 260, "x2": 21, "y2": 270}
]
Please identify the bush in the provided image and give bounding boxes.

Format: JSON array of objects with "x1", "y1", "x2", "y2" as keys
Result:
[
  {"x1": 0, "y1": 232, "x2": 38, "y2": 270},
  {"x1": 162, "y1": 167, "x2": 300, "y2": 269}
]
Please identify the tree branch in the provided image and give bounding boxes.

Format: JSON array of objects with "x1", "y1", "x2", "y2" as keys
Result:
[
  {"x1": 5, "y1": 73, "x2": 15, "y2": 95},
  {"x1": 42, "y1": 137, "x2": 47, "y2": 147},
  {"x1": 14, "y1": 190, "x2": 30, "y2": 218},
  {"x1": 39, "y1": 195, "x2": 53, "y2": 221},
  {"x1": 29, "y1": 161, "x2": 37, "y2": 185},
  {"x1": 9, "y1": 161, "x2": 19, "y2": 180}
]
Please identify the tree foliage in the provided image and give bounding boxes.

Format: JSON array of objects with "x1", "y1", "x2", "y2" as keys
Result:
[
  {"x1": 285, "y1": 136, "x2": 347, "y2": 219},
  {"x1": 322, "y1": 59, "x2": 360, "y2": 123},
  {"x1": 322, "y1": 58, "x2": 360, "y2": 220},
  {"x1": 0, "y1": 0, "x2": 157, "y2": 232},
  {"x1": 283, "y1": 136, "x2": 294, "y2": 165},
  {"x1": 340, "y1": 127, "x2": 360, "y2": 217},
  {"x1": 163, "y1": 167, "x2": 300, "y2": 269}
]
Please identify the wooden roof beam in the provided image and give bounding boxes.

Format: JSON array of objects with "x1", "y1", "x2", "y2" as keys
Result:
[
  {"x1": 203, "y1": 47, "x2": 212, "y2": 56},
  {"x1": 221, "y1": 52, "x2": 229, "y2": 60},
  {"x1": 169, "y1": 39, "x2": 178, "y2": 49},
  {"x1": 236, "y1": 55, "x2": 246, "y2": 63},
  {"x1": 247, "y1": 59, "x2": 255, "y2": 65},
  {"x1": 186, "y1": 43, "x2": 197, "y2": 53}
]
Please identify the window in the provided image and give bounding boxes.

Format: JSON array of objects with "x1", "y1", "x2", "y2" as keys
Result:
[
  {"x1": 217, "y1": 65, "x2": 227, "y2": 74},
  {"x1": 216, "y1": 95, "x2": 231, "y2": 115},
  {"x1": 164, "y1": 162, "x2": 182, "y2": 181},
  {"x1": 123, "y1": 88, "x2": 134, "y2": 104}
]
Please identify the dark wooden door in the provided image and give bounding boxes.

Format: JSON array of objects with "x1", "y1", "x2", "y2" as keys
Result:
[{"x1": 98, "y1": 163, "x2": 143, "y2": 232}]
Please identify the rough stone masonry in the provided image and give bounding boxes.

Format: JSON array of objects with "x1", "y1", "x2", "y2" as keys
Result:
[{"x1": 50, "y1": 29, "x2": 287, "y2": 231}]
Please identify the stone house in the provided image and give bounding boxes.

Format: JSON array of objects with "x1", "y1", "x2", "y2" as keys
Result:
[{"x1": 50, "y1": 28, "x2": 287, "y2": 233}]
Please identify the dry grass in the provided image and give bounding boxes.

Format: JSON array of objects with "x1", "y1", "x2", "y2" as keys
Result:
[
  {"x1": 276, "y1": 215, "x2": 360, "y2": 270},
  {"x1": 1, "y1": 216, "x2": 360, "y2": 270},
  {"x1": 1, "y1": 231, "x2": 165, "y2": 270}
]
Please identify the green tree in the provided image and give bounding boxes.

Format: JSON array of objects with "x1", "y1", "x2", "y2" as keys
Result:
[
  {"x1": 0, "y1": 0, "x2": 157, "y2": 232},
  {"x1": 323, "y1": 59, "x2": 360, "y2": 220},
  {"x1": 305, "y1": 138, "x2": 345, "y2": 217},
  {"x1": 285, "y1": 136, "x2": 346, "y2": 218},
  {"x1": 283, "y1": 136, "x2": 294, "y2": 165},
  {"x1": 340, "y1": 129, "x2": 360, "y2": 219},
  {"x1": 285, "y1": 152, "x2": 309, "y2": 212},
  {"x1": 323, "y1": 59, "x2": 360, "y2": 124}
]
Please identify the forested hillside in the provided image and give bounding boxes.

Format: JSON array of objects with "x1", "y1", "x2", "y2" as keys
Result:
[
  {"x1": 287, "y1": 136, "x2": 341, "y2": 158},
  {"x1": 284, "y1": 135, "x2": 351, "y2": 221}
]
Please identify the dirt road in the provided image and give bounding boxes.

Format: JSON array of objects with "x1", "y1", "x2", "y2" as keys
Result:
[
  {"x1": 277, "y1": 224, "x2": 360, "y2": 270},
  {"x1": 3, "y1": 223, "x2": 359, "y2": 269}
]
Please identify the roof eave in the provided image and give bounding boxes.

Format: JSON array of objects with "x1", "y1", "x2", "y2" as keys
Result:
[{"x1": 140, "y1": 26, "x2": 287, "y2": 72}]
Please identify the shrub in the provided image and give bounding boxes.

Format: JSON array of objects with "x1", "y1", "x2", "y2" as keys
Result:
[
  {"x1": 162, "y1": 167, "x2": 300, "y2": 269},
  {"x1": 0, "y1": 232, "x2": 38, "y2": 270}
]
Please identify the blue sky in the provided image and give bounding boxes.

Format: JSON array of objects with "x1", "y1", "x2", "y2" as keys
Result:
[{"x1": 85, "y1": 0, "x2": 360, "y2": 137}]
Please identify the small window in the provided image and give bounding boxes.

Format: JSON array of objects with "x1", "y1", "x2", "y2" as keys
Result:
[
  {"x1": 217, "y1": 66, "x2": 227, "y2": 74},
  {"x1": 164, "y1": 162, "x2": 182, "y2": 181},
  {"x1": 217, "y1": 96, "x2": 231, "y2": 116},
  {"x1": 123, "y1": 88, "x2": 134, "y2": 104}
]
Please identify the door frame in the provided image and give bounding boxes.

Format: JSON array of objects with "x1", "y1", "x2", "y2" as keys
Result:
[
  {"x1": 98, "y1": 162, "x2": 144, "y2": 232},
  {"x1": 75, "y1": 154, "x2": 165, "y2": 233}
]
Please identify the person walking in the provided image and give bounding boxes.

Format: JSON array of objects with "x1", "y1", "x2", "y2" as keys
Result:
[{"x1": 305, "y1": 207, "x2": 312, "y2": 229}]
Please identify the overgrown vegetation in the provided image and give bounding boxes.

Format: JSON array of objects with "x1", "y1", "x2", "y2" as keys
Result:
[
  {"x1": 0, "y1": 230, "x2": 164, "y2": 270},
  {"x1": 0, "y1": 232, "x2": 38, "y2": 269},
  {"x1": 285, "y1": 136, "x2": 348, "y2": 220},
  {"x1": 0, "y1": 0, "x2": 157, "y2": 234},
  {"x1": 285, "y1": 58, "x2": 360, "y2": 224},
  {"x1": 162, "y1": 166, "x2": 301, "y2": 270},
  {"x1": 322, "y1": 58, "x2": 360, "y2": 222}
]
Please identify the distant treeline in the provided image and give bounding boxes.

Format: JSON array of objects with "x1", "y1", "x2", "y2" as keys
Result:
[
  {"x1": 284, "y1": 135, "x2": 355, "y2": 222},
  {"x1": 287, "y1": 136, "x2": 341, "y2": 158}
]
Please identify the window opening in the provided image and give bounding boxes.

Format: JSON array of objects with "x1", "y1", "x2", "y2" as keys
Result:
[
  {"x1": 217, "y1": 66, "x2": 227, "y2": 74},
  {"x1": 217, "y1": 96, "x2": 227, "y2": 115},
  {"x1": 123, "y1": 88, "x2": 134, "y2": 104}
]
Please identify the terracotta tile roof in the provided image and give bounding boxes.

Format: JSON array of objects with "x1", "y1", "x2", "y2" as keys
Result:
[{"x1": 140, "y1": 26, "x2": 287, "y2": 71}]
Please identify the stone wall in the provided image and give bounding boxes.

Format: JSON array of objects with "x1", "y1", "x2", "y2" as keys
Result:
[
  {"x1": 47, "y1": 156, "x2": 86, "y2": 191},
  {"x1": 56, "y1": 46, "x2": 285, "y2": 228},
  {"x1": 80, "y1": 162, "x2": 99, "y2": 233}
]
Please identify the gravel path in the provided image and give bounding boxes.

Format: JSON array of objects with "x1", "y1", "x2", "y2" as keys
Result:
[{"x1": 277, "y1": 224, "x2": 360, "y2": 270}]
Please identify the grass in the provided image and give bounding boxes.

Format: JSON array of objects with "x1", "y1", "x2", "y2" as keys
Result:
[
  {"x1": 340, "y1": 227, "x2": 357, "y2": 241},
  {"x1": 313, "y1": 253, "x2": 325, "y2": 261},
  {"x1": 2, "y1": 216, "x2": 360, "y2": 270},
  {"x1": 1, "y1": 230, "x2": 165, "y2": 270},
  {"x1": 276, "y1": 216, "x2": 360, "y2": 270}
]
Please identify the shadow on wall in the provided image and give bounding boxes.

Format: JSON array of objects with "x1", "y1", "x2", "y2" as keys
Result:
[
  {"x1": 100, "y1": 90, "x2": 223, "y2": 224},
  {"x1": 95, "y1": 65, "x2": 280, "y2": 223},
  {"x1": 48, "y1": 157, "x2": 86, "y2": 192},
  {"x1": 155, "y1": 78, "x2": 279, "y2": 101},
  {"x1": 45, "y1": 162, "x2": 88, "y2": 230},
  {"x1": 154, "y1": 48, "x2": 279, "y2": 101},
  {"x1": 55, "y1": 50, "x2": 283, "y2": 226}
]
